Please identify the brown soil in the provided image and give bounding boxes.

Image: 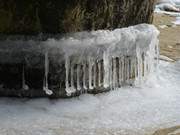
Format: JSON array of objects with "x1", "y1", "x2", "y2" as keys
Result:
[
  {"x1": 153, "y1": 13, "x2": 180, "y2": 61},
  {"x1": 152, "y1": 126, "x2": 180, "y2": 135}
]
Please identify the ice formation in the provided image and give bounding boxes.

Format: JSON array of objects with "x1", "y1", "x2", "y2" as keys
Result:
[
  {"x1": 44, "y1": 24, "x2": 159, "y2": 96},
  {"x1": 0, "y1": 24, "x2": 159, "y2": 96},
  {"x1": 43, "y1": 52, "x2": 53, "y2": 95},
  {"x1": 22, "y1": 64, "x2": 29, "y2": 90},
  {"x1": 155, "y1": 0, "x2": 180, "y2": 16}
]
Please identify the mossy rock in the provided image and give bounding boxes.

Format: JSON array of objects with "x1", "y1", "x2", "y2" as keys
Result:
[{"x1": 0, "y1": 0, "x2": 155, "y2": 34}]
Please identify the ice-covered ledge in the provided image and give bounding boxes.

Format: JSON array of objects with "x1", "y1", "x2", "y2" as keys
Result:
[{"x1": 0, "y1": 24, "x2": 159, "y2": 98}]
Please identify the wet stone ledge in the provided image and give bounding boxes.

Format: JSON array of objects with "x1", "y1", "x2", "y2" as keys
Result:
[{"x1": 0, "y1": 24, "x2": 159, "y2": 98}]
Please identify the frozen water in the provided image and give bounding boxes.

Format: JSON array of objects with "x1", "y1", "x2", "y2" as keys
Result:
[
  {"x1": 0, "y1": 60, "x2": 180, "y2": 135},
  {"x1": 44, "y1": 24, "x2": 159, "y2": 96},
  {"x1": 43, "y1": 52, "x2": 53, "y2": 95},
  {"x1": 1, "y1": 24, "x2": 175, "y2": 135},
  {"x1": 22, "y1": 65, "x2": 29, "y2": 90},
  {"x1": 155, "y1": 0, "x2": 180, "y2": 16},
  {"x1": 0, "y1": 24, "x2": 159, "y2": 96}
]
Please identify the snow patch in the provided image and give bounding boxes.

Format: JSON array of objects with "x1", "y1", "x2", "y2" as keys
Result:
[{"x1": 0, "y1": 60, "x2": 180, "y2": 135}]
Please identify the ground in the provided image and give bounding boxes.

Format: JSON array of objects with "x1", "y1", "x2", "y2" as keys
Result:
[
  {"x1": 153, "y1": 13, "x2": 180, "y2": 61},
  {"x1": 150, "y1": 13, "x2": 180, "y2": 135},
  {"x1": 0, "y1": 60, "x2": 180, "y2": 135}
]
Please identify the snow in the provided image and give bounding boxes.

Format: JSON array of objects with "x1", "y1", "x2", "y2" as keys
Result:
[
  {"x1": 155, "y1": 9, "x2": 180, "y2": 16},
  {"x1": 172, "y1": 17, "x2": 180, "y2": 25},
  {"x1": 155, "y1": 0, "x2": 180, "y2": 16},
  {"x1": 0, "y1": 60, "x2": 180, "y2": 135},
  {"x1": 160, "y1": 55, "x2": 175, "y2": 62}
]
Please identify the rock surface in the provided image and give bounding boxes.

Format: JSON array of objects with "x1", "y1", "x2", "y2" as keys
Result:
[
  {"x1": 0, "y1": 0, "x2": 155, "y2": 34},
  {"x1": 0, "y1": 0, "x2": 156, "y2": 98},
  {"x1": 0, "y1": 24, "x2": 159, "y2": 98},
  {"x1": 153, "y1": 13, "x2": 180, "y2": 60}
]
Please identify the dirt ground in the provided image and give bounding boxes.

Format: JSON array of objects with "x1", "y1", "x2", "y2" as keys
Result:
[
  {"x1": 153, "y1": 13, "x2": 180, "y2": 61},
  {"x1": 152, "y1": 126, "x2": 180, "y2": 135},
  {"x1": 151, "y1": 13, "x2": 180, "y2": 135}
]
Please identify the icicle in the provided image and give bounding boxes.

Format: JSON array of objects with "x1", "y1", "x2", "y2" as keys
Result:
[
  {"x1": 98, "y1": 62, "x2": 101, "y2": 87},
  {"x1": 109, "y1": 58, "x2": 113, "y2": 90},
  {"x1": 77, "y1": 64, "x2": 81, "y2": 91},
  {"x1": 93, "y1": 63, "x2": 97, "y2": 88},
  {"x1": 135, "y1": 57, "x2": 138, "y2": 79},
  {"x1": 123, "y1": 56, "x2": 127, "y2": 83},
  {"x1": 103, "y1": 52, "x2": 110, "y2": 88},
  {"x1": 65, "y1": 56, "x2": 70, "y2": 92},
  {"x1": 112, "y1": 58, "x2": 117, "y2": 89},
  {"x1": 130, "y1": 57, "x2": 135, "y2": 81},
  {"x1": 65, "y1": 62, "x2": 76, "y2": 96},
  {"x1": 70, "y1": 65, "x2": 74, "y2": 88},
  {"x1": 127, "y1": 57, "x2": 131, "y2": 84},
  {"x1": 65, "y1": 56, "x2": 70, "y2": 89},
  {"x1": 143, "y1": 53, "x2": 147, "y2": 79},
  {"x1": 22, "y1": 64, "x2": 29, "y2": 90},
  {"x1": 43, "y1": 52, "x2": 53, "y2": 95},
  {"x1": 88, "y1": 57, "x2": 94, "y2": 90},
  {"x1": 83, "y1": 64, "x2": 87, "y2": 90},
  {"x1": 44, "y1": 52, "x2": 49, "y2": 88},
  {"x1": 116, "y1": 58, "x2": 119, "y2": 87},
  {"x1": 129, "y1": 57, "x2": 132, "y2": 80},
  {"x1": 121, "y1": 56, "x2": 125, "y2": 84},
  {"x1": 70, "y1": 64, "x2": 76, "y2": 92},
  {"x1": 126, "y1": 57, "x2": 130, "y2": 83},
  {"x1": 136, "y1": 47, "x2": 143, "y2": 85},
  {"x1": 118, "y1": 57, "x2": 121, "y2": 87},
  {"x1": 119, "y1": 57, "x2": 123, "y2": 86}
]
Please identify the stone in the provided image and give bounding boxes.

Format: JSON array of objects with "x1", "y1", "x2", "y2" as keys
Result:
[
  {"x1": 0, "y1": 24, "x2": 159, "y2": 98},
  {"x1": 0, "y1": 0, "x2": 155, "y2": 34}
]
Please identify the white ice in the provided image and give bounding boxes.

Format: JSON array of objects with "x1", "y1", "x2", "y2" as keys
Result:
[
  {"x1": 22, "y1": 65, "x2": 29, "y2": 91},
  {"x1": 46, "y1": 24, "x2": 159, "y2": 95},
  {"x1": 155, "y1": 0, "x2": 180, "y2": 16},
  {"x1": 43, "y1": 52, "x2": 53, "y2": 95},
  {"x1": 0, "y1": 24, "x2": 159, "y2": 96},
  {"x1": 0, "y1": 60, "x2": 180, "y2": 135}
]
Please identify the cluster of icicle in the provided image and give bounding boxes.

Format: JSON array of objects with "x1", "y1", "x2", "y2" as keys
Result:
[{"x1": 43, "y1": 24, "x2": 159, "y2": 96}]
